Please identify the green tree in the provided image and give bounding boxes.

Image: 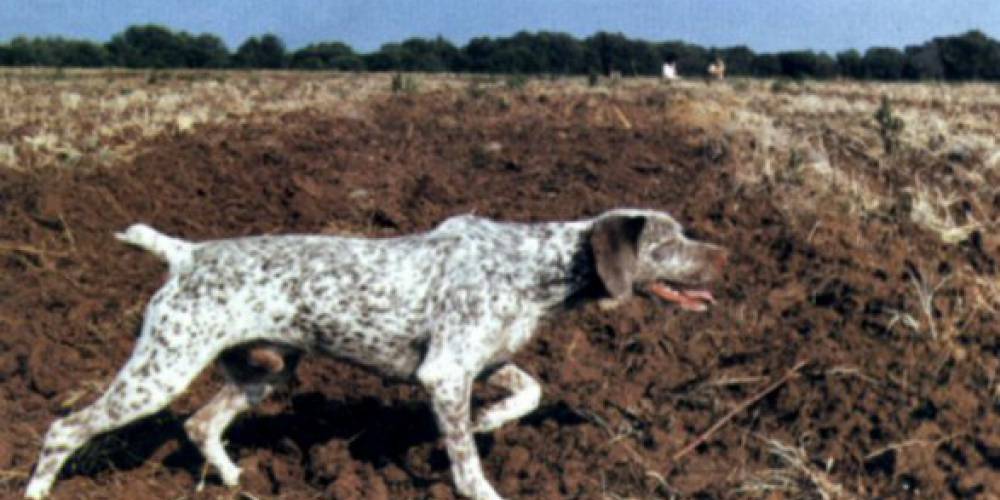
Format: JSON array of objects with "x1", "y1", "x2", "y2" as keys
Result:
[
  {"x1": 362, "y1": 36, "x2": 461, "y2": 72},
  {"x1": 183, "y1": 34, "x2": 229, "y2": 68},
  {"x1": 534, "y1": 31, "x2": 585, "y2": 74},
  {"x1": 623, "y1": 39, "x2": 660, "y2": 75},
  {"x1": 836, "y1": 49, "x2": 864, "y2": 79},
  {"x1": 234, "y1": 34, "x2": 287, "y2": 68},
  {"x1": 107, "y1": 25, "x2": 189, "y2": 68},
  {"x1": 813, "y1": 53, "x2": 838, "y2": 78},
  {"x1": 750, "y1": 53, "x2": 781, "y2": 77},
  {"x1": 7, "y1": 36, "x2": 52, "y2": 65},
  {"x1": 104, "y1": 25, "x2": 226, "y2": 68},
  {"x1": 462, "y1": 37, "x2": 498, "y2": 72},
  {"x1": 902, "y1": 43, "x2": 944, "y2": 80},
  {"x1": 291, "y1": 42, "x2": 362, "y2": 70},
  {"x1": 61, "y1": 40, "x2": 111, "y2": 67},
  {"x1": 499, "y1": 45, "x2": 543, "y2": 73},
  {"x1": 719, "y1": 46, "x2": 754, "y2": 76},
  {"x1": 936, "y1": 30, "x2": 998, "y2": 80},
  {"x1": 399, "y1": 36, "x2": 462, "y2": 71},
  {"x1": 363, "y1": 43, "x2": 404, "y2": 71},
  {"x1": 863, "y1": 47, "x2": 905, "y2": 80},
  {"x1": 583, "y1": 31, "x2": 659, "y2": 75},
  {"x1": 780, "y1": 51, "x2": 840, "y2": 79},
  {"x1": 0, "y1": 37, "x2": 108, "y2": 67},
  {"x1": 501, "y1": 32, "x2": 541, "y2": 73},
  {"x1": 584, "y1": 32, "x2": 630, "y2": 74},
  {"x1": 500, "y1": 33, "x2": 539, "y2": 73},
  {"x1": 778, "y1": 51, "x2": 820, "y2": 79}
]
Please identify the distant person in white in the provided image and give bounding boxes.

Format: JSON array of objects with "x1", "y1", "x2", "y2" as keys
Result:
[{"x1": 662, "y1": 61, "x2": 678, "y2": 80}]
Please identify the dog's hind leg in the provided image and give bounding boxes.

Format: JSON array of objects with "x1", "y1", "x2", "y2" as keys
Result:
[
  {"x1": 25, "y1": 309, "x2": 226, "y2": 499},
  {"x1": 184, "y1": 344, "x2": 299, "y2": 489}
]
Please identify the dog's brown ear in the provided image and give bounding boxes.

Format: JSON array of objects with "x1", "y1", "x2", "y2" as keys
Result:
[{"x1": 590, "y1": 215, "x2": 646, "y2": 299}]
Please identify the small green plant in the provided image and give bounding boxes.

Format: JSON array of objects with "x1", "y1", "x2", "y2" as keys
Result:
[
  {"x1": 787, "y1": 148, "x2": 804, "y2": 171},
  {"x1": 587, "y1": 70, "x2": 600, "y2": 87},
  {"x1": 770, "y1": 78, "x2": 792, "y2": 94},
  {"x1": 495, "y1": 94, "x2": 512, "y2": 111},
  {"x1": 466, "y1": 80, "x2": 486, "y2": 99},
  {"x1": 391, "y1": 72, "x2": 418, "y2": 93},
  {"x1": 874, "y1": 94, "x2": 905, "y2": 154},
  {"x1": 505, "y1": 73, "x2": 528, "y2": 90}
]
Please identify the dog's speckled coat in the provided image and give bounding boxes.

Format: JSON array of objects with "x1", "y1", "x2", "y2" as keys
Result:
[{"x1": 26, "y1": 208, "x2": 726, "y2": 500}]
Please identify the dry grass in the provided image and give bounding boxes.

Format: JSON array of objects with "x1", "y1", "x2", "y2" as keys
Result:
[
  {"x1": 652, "y1": 78, "x2": 1000, "y2": 353},
  {"x1": 906, "y1": 266, "x2": 952, "y2": 342},
  {"x1": 905, "y1": 180, "x2": 982, "y2": 245},
  {"x1": 0, "y1": 68, "x2": 464, "y2": 172},
  {"x1": 737, "y1": 438, "x2": 857, "y2": 500}
]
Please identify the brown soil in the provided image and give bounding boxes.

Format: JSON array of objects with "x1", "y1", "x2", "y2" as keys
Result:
[{"x1": 1, "y1": 89, "x2": 997, "y2": 499}]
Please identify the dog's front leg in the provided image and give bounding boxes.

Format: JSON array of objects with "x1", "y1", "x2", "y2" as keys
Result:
[
  {"x1": 418, "y1": 362, "x2": 503, "y2": 500},
  {"x1": 472, "y1": 363, "x2": 541, "y2": 433}
]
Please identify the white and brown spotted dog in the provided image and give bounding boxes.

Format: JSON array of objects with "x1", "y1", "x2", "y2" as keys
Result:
[
  {"x1": 707, "y1": 58, "x2": 726, "y2": 80},
  {"x1": 26, "y1": 208, "x2": 727, "y2": 500}
]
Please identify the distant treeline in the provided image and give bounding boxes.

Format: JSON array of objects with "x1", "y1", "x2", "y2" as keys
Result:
[{"x1": 2, "y1": 24, "x2": 1000, "y2": 81}]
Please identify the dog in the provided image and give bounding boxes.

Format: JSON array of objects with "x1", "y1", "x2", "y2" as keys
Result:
[
  {"x1": 707, "y1": 58, "x2": 726, "y2": 80},
  {"x1": 26, "y1": 208, "x2": 727, "y2": 499}
]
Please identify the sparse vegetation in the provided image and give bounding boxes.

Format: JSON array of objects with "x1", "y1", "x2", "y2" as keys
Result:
[
  {"x1": 0, "y1": 69, "x2": 462, "y2": 171},
  {"x1": 738, "y1": 438, "x2": 856, "y2": 499},
  {"x1": 505, "y1": 73, "x2": 528, "y2": 90},
  {"x1": 391, "y1": 72, "x2": 419, "y2": 93},
  {"x1": 874, "y1": 94, "x2": 905, "y2": 154}
]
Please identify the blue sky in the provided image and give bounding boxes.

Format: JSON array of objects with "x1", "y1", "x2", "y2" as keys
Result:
[{"x1": 3, "y1": 0, "x2": 998, "y2": 53}]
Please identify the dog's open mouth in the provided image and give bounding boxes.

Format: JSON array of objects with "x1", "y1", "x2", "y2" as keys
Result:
[{"x1": 647, "y1": 282, "x2": 716, "y2": 312}]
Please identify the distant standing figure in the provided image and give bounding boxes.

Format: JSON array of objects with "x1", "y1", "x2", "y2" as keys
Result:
[
  {"x1": 707, "y1": 58, "x2": 726, "y2": 80},
  {"x1": 662, "y1": 61, "x2": 678, "y2": 80}
]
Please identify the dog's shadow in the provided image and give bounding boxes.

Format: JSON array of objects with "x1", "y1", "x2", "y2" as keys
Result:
[
  {"x1": 61, "y1": 392, "x2": 584, "y2": 487},
  {"x1": 59, "y1": 392, "x2": 454, "y2": 486}
]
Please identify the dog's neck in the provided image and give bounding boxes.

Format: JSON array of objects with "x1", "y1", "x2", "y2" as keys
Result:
[{"x1": 518, "y1": 220, "x2": 605, "y2": 309}]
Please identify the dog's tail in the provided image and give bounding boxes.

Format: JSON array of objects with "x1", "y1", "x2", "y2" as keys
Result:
[{"x1": 115, "y1": 223, "x2": 195, "y2": 269}]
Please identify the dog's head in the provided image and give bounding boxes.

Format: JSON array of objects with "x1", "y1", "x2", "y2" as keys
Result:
[{"x1": 589, "y1": 209, "x2": 727, "y2": 311}]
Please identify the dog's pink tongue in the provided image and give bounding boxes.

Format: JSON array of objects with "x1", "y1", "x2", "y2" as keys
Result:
[
  {"x1": 647, "y1": 283, "x2": 714, "y2": 312},
  {"x1": 682, "y1": 289, "x2": 716, "y2": 304}
]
